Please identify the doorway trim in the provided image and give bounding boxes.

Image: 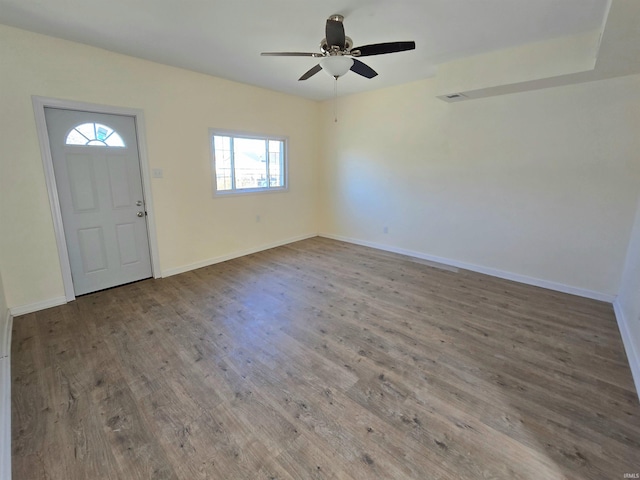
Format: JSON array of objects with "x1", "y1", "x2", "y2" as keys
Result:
[{"x1": 32, "y1": 96, "x2": 161, "y2": 302}]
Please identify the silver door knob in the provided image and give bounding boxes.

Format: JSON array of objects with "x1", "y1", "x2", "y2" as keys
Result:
[{"x1": 137, "y1": 211, "x2": 144, "y2": 217}]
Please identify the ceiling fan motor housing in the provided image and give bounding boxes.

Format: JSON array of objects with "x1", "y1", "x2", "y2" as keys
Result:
[{"x1": 321, "y1": 36, "x2": 353, "y2": 54}]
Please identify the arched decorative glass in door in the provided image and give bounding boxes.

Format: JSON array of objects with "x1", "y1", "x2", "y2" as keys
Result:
[{"x1": 65, "y1": 122, "x2": 125, "y2": 147}]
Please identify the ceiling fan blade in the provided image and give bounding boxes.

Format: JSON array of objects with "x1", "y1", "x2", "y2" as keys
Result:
[
  {"x1": 326, "y1": 19, "x2": 346, "y2": 49},
  {"x1": 350, "y1": 59, "x2": 378, "y2": 79},
  {"x1": 261, "y1": 52, "x2": 323, "y2": 57},
  {"x1": 299, "y1": 64, "x2": 323, "y2": 81},
  {"x1": 351, "y1": 41, "x2": 416, "y2": 57}
]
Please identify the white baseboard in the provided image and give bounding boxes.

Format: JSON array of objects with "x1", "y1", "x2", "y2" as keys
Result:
[
  {"x1": 9, "y1": 296, "x2": 67, "y2": 318},
  {"x1": 613, "y1": 300, "x2": 640, "y2": 401},
  {"x1": 0, "y1": 309, "x2": 13, "y2": 480},
  {"x1": 162, "y1": 233, "x2": 318, "y2": 278},
  {"x1": 319, "y1": 233, "x2": 616, "y2": 303}
]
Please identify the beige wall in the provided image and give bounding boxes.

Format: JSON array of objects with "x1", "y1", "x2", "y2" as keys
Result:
[
  {"x1": 616, "y1": 193, "x2": 640, "y2": 391},
  {"x1": 319, "y1": 74, "x2": 640, "y2": 297},
  {"x1": 0, "y1": 24, "x2": 320, "y2": 309},
  {"x1": 435, "y1": 29, "x2": 600, "y2": 97},
  {"x1": 0, "y1": 271, "x2": 6, "y2": 322}
]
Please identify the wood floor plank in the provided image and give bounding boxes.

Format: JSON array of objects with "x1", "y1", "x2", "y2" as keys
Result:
[
  {"x1": 247, "y1": 246, "x2": 632, "y2": 388},
  {"x1": 221, "y1": 251, "x2": 639, "y2": 423},
  {"x1": 12, "y1": 237, "x2": 640, "y2": 479}
]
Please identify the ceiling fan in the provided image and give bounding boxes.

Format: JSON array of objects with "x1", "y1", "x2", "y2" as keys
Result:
[{"x1": 261, "y1": 14, "x2": 416, "y2": 81}]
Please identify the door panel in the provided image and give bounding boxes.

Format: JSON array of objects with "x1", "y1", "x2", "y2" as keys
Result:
[
  {"x1": 45, "y1": 108, "x2": 152, "y2": 295},
  {"x1": 107, "y1": 156, "x2": 133, "y2": 208},
  {"x1": 115, "y1": 222, "x2": 141, "y2": 266},
  {"x1": 78, "y1": 227, "x2": 108, "y2": 273},
  {"x1": 67, "y1": 154, "x2": 99, "y2": 212}
]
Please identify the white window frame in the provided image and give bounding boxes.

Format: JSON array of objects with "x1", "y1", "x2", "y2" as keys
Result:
[{"x1": 210, "y1": 129, "x2": 289, "y2": 196}]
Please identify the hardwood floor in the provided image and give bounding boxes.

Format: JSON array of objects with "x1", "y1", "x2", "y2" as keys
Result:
[{"x1": 11, "y1": 237, "x2": 640, "y2": 479}]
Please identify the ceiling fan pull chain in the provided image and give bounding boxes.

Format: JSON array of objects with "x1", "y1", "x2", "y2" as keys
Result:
[{"x1": 334, "y1": 76, "x2": 338, "y2": 123}]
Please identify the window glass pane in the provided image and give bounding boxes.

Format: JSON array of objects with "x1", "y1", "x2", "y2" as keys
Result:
[
  {"x1": 216, "y1": 160, "x2": 233, "y2": 191},
  {"x1": 214, "y1": 147, "x2": 229, "y2": 162},
  {"x1": 75, "y1": 123, "x2": 96, "y2": 140},
  {"x1": 268, "y1": 140, "x2": 281, "y2": 155},
  {"x1": 216, "y1": 174, "x2": 232, "y2": 191},
  {"x1": 233, "y1": 138, "x2": 267, "y2": 190},
  {"x1": 65, "y1": 123, "x2": 125, "y2": 147},
  {"x1": 66, "y1": 129, "x2": 89, "y2": 145},
  {"x1": 104, "y1": 133, "x2": 125, "y2": 147},
  {"x1": 213, "y1": 135, "x2": 232, "y2": 191},
  {"x1": 214, "y1": 136, "x2": 230, "y2": 151},
  {"x1": 211, "y1": 132, "x2": 286, "y2": 194},
  {"x1": 95, "y1": 124, "x2": 113, "y2": 141},
  {"x1": 268, "y1": 140, "x2": 284, "y2": 187}
]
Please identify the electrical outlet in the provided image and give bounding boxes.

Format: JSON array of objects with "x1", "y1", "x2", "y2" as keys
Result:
[
  {"x1": 256, "y1": 215, "x2": 261, "y2": 223},
  {"x1": 383, "y1": 226, "x2": 389, "y2": 234},
  {"x1": 152, "y1": 168, "x2": 163, "y2": 178}
]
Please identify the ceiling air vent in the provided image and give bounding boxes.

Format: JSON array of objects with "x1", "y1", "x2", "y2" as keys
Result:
[{"x1": 438, "y1": 92, "x2": 468, "y2": 103}]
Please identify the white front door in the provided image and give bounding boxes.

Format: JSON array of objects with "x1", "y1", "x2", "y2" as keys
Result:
[{"x1": 45, "y1": 108, "x2": 152, "y2": 295}]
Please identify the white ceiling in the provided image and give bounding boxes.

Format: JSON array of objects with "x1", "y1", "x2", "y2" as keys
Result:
[{"x1": 0, "y1": 0, "x2": 611, "y2": 101}]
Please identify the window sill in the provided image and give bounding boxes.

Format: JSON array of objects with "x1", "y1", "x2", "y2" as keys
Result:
[{"x1": 213, "y1": 187, "x2": 288, "y2": 198}]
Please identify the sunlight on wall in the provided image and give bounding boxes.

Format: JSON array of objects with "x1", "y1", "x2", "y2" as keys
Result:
[{"x1": 319, "y1": 74, "x2": 640, "y2": 296}]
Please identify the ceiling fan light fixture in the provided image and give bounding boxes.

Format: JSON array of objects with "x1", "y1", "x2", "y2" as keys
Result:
[{"x1": 320, "y1": 56, "x2": 354, "y2": 78}]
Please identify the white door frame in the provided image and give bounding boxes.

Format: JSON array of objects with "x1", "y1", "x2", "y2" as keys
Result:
[{"x1": 32, "y1": 96, "x2": 161, "y2": 302}]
